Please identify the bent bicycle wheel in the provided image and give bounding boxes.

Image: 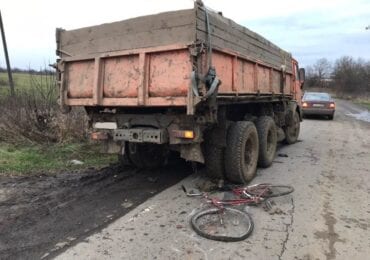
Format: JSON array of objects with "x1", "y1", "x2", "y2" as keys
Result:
[
  {"x1": 191, "y1": 207, "x2": 253, "y2": 242},
  {"x1": 246, "y1": 184, "x2": 294, "y2": 198}
]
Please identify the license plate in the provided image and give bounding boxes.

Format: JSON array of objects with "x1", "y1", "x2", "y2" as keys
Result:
[{"x1": 312, "y1": 104, "x2": 324, "y2": 107}]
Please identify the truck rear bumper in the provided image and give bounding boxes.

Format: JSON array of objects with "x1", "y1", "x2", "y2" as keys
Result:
[{"x1": 113, "y1": 129, "x2": 168, "y2": 144}]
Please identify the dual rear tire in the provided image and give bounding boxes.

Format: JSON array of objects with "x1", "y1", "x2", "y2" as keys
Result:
[
  {"x1": 204, "y1": 141, "x2": 225, "y2": 179},
  {"x1": 256, "y1": 116, "x2": 277, "y2": 168},
  {"x1": 224, "y1": 121, "x2": 259, "y2": 183},
  {"x1": 205, "y1": 116, "x2": 278, "y2": 184},
  {"x1": 284, "y1": 111, "x2": 300, "y2": 144}
]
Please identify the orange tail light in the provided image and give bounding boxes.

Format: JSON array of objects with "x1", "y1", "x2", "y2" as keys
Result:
[
  {"x1": 302, "y1": 102, "x2": 308, "y2": 108},
  {"x1": 171, "y1": 130, "x2": 195, "y2": 139},
  {"x1": 329, "y1": 103, "x2": 335, "y2": 108},
  {"x1": 91, "y1": 132, "x2": 108, "y2": 140}
]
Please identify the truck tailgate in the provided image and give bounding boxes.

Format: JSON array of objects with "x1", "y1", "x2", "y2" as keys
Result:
[{"x1": 61, "y1": 45, "x2": 191, "y2": 107}]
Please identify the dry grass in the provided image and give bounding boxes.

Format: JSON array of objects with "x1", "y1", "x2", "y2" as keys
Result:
[
  {"x1": 0, "y1": 72, "x2": 117, "y2": 175},
  {"x1": 0, "y1": 72, "x2": 89, "y2": 144}
]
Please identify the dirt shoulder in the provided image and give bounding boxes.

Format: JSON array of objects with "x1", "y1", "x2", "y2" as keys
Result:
[{"x1": 0, "y1": 163, "x2": 191, "y2": 259}]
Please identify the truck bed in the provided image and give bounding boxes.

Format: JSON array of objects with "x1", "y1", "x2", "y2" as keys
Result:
[{"x1": 57, "y1": 3, "x2": 295, "y2": 112}]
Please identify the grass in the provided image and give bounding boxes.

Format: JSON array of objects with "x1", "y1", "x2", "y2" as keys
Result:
[
  {"x1": 0, "y1": 142, "x2": 117, "y2": 175},
  {"x1": 0, "y1": 72, "x2": 55, "y2": 97},
  {"x1": 0, "y1": 72, "x2": 31, "y2": 89},
  {"x1": 355, "y1": 101, "x2": 370, "y2": 110},
  {"x1": 0, "y1": 72, "x2": 29, "y2": 96},
  {"x1": 352, "y1": 94, "x2": 370, "y2": 110}
]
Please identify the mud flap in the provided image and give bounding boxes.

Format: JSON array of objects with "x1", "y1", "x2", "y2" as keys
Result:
[
  {"x1": 285, "y1": 110, "x2": 294, "y2": 127},
  {"x1": 180, "y1": 143, "x2": 204, "y2": 163},
  {"x1": 285, "y1": 101, "x2": 299, "y2": 126},
  {"x1": 102, "y1": 139, "x2": 121, "y2": 154}
]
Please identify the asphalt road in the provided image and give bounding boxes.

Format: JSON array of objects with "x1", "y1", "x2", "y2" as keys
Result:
[{"x1": 51, "y1": 100, "x2": 370, "y2": 259}]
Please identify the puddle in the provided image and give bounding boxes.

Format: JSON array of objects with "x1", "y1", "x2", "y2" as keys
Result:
[{"x1": 346, "y1": 111, "x2": 370, "y2": 123}]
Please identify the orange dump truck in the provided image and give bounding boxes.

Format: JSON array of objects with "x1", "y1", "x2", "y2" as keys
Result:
[{"x1": 56, "y1": 2, "x2": 305, "y2": 183}]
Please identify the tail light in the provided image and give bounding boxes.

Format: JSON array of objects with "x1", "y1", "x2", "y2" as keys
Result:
[
  {"x1": 91, "y1": 132, "x2": 108, "y2": 140},
  {"x1": 171, "y1": 130, "x2": 195, "y2": 139},
  {"x1": 302, "y1": 102, "x2": 308, "y2": 108},
  {"x1": 329, "y1": 103, "x2": 335, "y2": 108}
]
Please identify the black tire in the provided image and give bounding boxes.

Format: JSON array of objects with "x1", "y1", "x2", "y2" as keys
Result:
[
  {"x1": 204, "y1": 142, "x2": 225, "y2": 179},
  {"x1": 246, "y1": 184, "x2": 294, "y2": 198},
  {"x1": 328, "y1": 114, "x2": 334, "y2": 120},
  {"x1": 225, "y1": 121, "x2": 259, "y2": 184},
  {"x1": 256, "y1": 116, "x2": 277, "y2": 168},
  {"x1": 191, "y1": 207, "x2": 254, "y2": 242},
  {"x1": 127, "y1": 143, "x2": 165, "y2": 169},
  {"x1": 284, "y1": 111, "x2": 300, "y2": 144}
]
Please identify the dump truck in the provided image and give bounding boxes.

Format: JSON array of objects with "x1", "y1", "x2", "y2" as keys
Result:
[{"x1": 56, "y1": 2, "x2": 305, "y2": 183}]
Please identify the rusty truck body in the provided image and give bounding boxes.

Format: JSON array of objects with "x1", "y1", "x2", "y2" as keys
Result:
[{"x1": 56, "y1": 2, "x2": 305, "y2": 183}]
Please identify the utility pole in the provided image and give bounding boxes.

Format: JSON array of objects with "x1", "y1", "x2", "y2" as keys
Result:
[{"x1": 0, "y1": 10, "x2": 15, "y2": 96}]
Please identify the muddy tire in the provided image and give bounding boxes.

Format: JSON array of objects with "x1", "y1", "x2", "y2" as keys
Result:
[
  {"x1": 256, "y1": 116, "x2": 277, "y2": 168},
  {"x1": 204, "y1": 142, "x2": 225, "y2": 179},
  {"x1": 284, "y1": 111, "x2": 300, "y2": 144},
  {"x1": 127, "y1": 143, "x2": 165, "y2": 169},
  {"x1": 225, "y1": 121, "x2": 259, "y2": 184}
]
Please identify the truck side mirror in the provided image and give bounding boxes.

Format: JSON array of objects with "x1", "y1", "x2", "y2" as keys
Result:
[{"x1": 299, "y1": 68, "x2": 305, "y2": 88}]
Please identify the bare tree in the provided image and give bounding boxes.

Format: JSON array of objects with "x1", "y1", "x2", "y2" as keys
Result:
[
  {"x1": 313, "y1": 58, "x2": 332, "y2": 87},
  {"x1": 304, "y1": 65, "x2": 319, "y2": 88},
  {"x1": 333, "y1": 56, "x2": 370, "y2": 95}
]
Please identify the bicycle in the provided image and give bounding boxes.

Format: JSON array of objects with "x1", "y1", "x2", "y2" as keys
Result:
[{"x1": 184, "y1": 183, "x2": 294, "y2": 242}]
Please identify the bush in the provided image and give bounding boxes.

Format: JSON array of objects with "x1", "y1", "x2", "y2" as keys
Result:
[{"x1": 0, "y1": 72, "x2": 89, "y2": 144}]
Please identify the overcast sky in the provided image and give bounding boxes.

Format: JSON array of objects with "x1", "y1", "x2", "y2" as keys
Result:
[{"x1": 1, "y1": 0, "x2": 369, "y2": 69}]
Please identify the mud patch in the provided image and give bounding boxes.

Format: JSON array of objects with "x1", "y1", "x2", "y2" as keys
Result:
[
  {"x1": 314, "y1": 202, "x2": 345, "y2": 260},
  {"x1": 0, "y1": 162, "x2": 191, "y2": 259}
]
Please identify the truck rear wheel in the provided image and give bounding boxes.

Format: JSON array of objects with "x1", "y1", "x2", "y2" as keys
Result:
[
  {"x1": 256, "y1": 116, "x2": 277, "y2": 168},
  {"x1": 204, "y1": 143, "x2": 225, "y2": 179},
  {"x1": 127, "y1": 143, "x2": 165, "y2": 169},
  {"x1": 225, "y1": 121, "x2": 259, "y2": 184},
  {"x1": 284, "y1": 111, "x2": 300, "y2": 144}
]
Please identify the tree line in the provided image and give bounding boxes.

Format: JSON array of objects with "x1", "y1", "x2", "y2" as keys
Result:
[
  {"x1": 0, "y1": 67, "x2": 55, "y2": 75},
  {"x1": 304, "y1": 56, "x2": 370, "y2": 94}
]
